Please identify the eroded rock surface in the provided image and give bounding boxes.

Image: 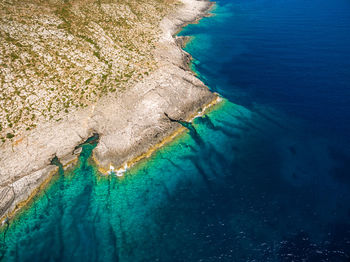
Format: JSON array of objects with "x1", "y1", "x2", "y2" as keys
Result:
[{"x1": 0, "y1": 0, "x2": 216, "y2": 220}]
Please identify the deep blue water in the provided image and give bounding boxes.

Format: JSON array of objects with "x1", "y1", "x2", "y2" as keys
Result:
[
  {"x1": 183, "y1": 0, "x2": 350, "y2": 136},
  {"x1": 1, "y1": 0, "x2": 350, "y2": 261},
  {"x1": 178, "y1": 0, "x2": 350, "y2": 259}
]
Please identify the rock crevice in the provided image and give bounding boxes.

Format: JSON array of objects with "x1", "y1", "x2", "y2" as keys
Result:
[{"x1": 0, "y1": 0, "x2": 217, "y2": 222}]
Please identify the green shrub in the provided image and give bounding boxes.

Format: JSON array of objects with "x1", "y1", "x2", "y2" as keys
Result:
[{"x1": 6, "y1": 133, "x2": 14, "y2": 139}]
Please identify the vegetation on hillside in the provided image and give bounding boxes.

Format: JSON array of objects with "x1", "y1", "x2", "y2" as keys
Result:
[{"x1": 0, "y1": 0, "x2": 177, "y2": 143}]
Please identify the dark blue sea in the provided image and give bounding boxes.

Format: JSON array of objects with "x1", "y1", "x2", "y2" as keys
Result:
[{"x1": 1, "y1": 0, "x2": 350, "y2": 261}]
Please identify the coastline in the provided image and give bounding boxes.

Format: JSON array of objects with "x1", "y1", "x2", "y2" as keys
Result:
[
  {"x1": 93, "y1": 95, "x2": 221, "y2": 176},
  {"x1": 0, "y1": 0, "x2": 218, "y2": 224}
]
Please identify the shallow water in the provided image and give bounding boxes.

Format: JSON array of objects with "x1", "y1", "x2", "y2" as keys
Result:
[{"x1": 2, "y1": 0, "x2": 350, "y2": 261}]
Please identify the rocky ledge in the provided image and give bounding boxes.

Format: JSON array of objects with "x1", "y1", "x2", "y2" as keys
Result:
[{"x1": 0, "y1": 0, "x2": 217, "y2": 223}]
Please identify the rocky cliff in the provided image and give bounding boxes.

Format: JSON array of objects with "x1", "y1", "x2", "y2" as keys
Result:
[{"x1": 0, "y1": 0, "x2": 216, "y2": 222}]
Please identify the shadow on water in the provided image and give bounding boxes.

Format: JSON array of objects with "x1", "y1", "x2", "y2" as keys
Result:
[
  {"x1": 1, "y1": 102, "x2": 350, "y2": 261},
  {"x1": 196, "y1": 115, "x2": 243, "y2": 139},
  {"x1": 0, "y1": 134, "x2": 99, "y2": 262},
  {"x1": 2, "y1": 0, "x2": 350, "y2": 254},
  {"x1": 50, "y1": 156, "x2": 64, "y2": 175},
  {"x1": 164, "y1": 112, "x2": 204, "y2": 146}
]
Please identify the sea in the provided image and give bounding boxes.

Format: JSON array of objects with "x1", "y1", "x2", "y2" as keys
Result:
[{"x1": 1, "y1": 0, "x2": 350, "y2": 261}]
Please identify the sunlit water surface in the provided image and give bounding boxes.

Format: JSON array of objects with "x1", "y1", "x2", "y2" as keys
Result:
[{"x1": 1, "y1": 0, "x2": 350, "y2": 261}]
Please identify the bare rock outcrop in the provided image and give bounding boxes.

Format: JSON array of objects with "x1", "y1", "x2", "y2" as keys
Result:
[{"x1": 0, "y1": 0, "x2": 216, "y2": 221}]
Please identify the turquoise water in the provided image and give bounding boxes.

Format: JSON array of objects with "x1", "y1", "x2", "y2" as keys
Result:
[
  {"x1": 2, "y1": 0, "x2": 350, "y2": 261},
  {"x1": 1, "y1": 102, "x2": 259, "y2": 261}
]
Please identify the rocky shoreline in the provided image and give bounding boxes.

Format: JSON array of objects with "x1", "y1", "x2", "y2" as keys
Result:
[{"x1": 0, "y1": 0, "x2": 218, "y2": 223}]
